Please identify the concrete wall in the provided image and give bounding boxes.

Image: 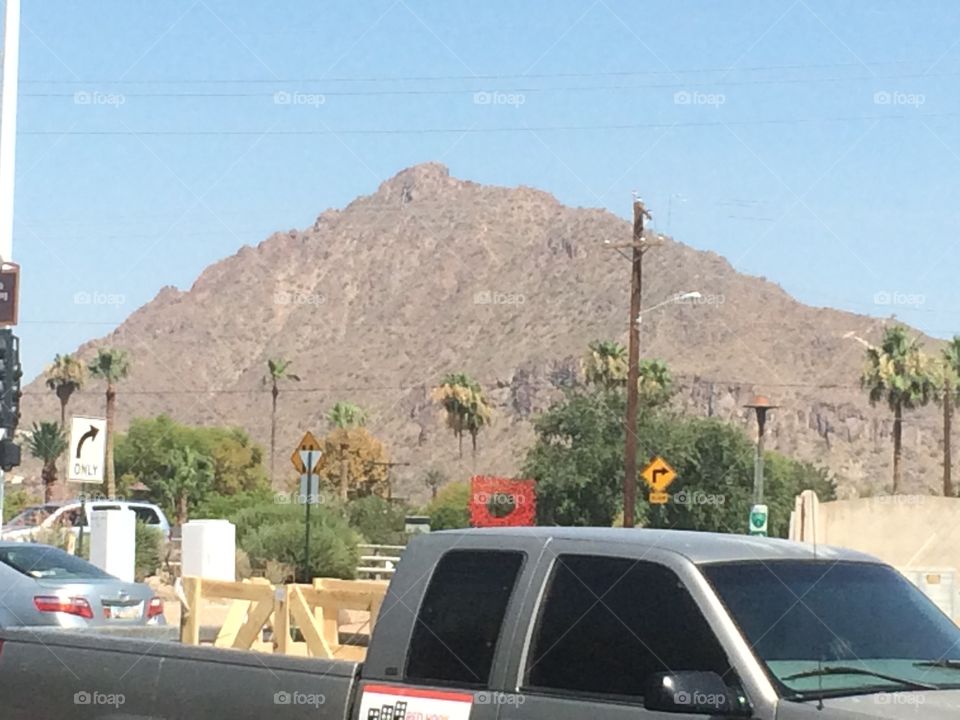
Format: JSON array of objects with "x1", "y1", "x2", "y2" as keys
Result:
[{"x1": 791, "y1": 493, "x2": 960, "y2": 619}]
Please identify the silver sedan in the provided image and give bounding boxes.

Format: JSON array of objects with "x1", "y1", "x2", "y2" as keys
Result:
[{"x1": 0, "y1": 542, "x2": 164, "y2": 628}]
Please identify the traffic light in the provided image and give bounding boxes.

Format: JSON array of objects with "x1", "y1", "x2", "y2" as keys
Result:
[
  {"x1": 0, "y1": 438, "x2": 20, "y2": 471},
  {"x1": 0, "y1": 328, "x2": 21, "y2": 436}
]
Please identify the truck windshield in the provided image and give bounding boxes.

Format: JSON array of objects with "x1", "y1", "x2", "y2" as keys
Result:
[{"x1": 703, "y1": 560, "x2": 960, "y2": 698}]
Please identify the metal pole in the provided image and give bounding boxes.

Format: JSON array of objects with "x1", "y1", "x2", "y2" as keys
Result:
[
  {"x1": 623, "y1": 199, "x2": 648, "y2": 528},
  {"x1": 303, "y1": 453, "x2": 313, "y2": 583},
  {"x1": 753, "y1": 409, "x2": 767, "y2": 505},
  {"x1": 0, "y1": 0, "x2": 21, "y2": 262},
  {"x1": 0, "y1": 430, "x2": 5, "y2": 533}
]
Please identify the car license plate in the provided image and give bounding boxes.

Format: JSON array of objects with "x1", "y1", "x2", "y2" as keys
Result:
[{"x1": 104, "y1": 603, "x2": 143, "y2": 620}]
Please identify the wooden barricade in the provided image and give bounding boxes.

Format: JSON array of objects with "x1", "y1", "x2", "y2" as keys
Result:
[{"x1": 179, "y1": 575, "x2": 388, "y2": 660}]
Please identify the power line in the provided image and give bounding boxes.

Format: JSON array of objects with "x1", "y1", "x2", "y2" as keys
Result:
[
  {"x1": 17, "y1": 112, "x2": 957, "y2": 137},
  {"x1": 16, "y1": 57, "x2": 953, "y2": 84}
]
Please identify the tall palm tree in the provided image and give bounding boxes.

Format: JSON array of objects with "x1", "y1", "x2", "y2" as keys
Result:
[
  {"x1": 637, "y1": 359, "x2": 674, "y2": 407},
  {"x1": 45, "y1": 353, "x2": 86, "y2": 428},
  {"x1": 861, "y1": 326, "x2": 935, "y2": 493},
  {"x1": 939, "y1": 337, "x2": 960, "y2": 497},
  {"x1": 27, "y1": 421, "x2": 68, "y2": 502},
  {"x1": 327, "y1": 401, "x2": 367, "y2": 429},
  {"x1": 263, "y1": 358, "x2": 300, "y2": 486},
  {"x1": 431, "y1": 373, "x2": 492, "y2": 459},
  {"x1": 87, "y1": 348, "x2": 130, "y2": 498},
  {"x1": 583, "y1": 340, "x2": 628, "y2": 388}
]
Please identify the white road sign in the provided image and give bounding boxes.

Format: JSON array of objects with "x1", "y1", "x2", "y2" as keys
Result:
[{"x1": 68, "y1": 415, "x2": 107, "y2": 483}]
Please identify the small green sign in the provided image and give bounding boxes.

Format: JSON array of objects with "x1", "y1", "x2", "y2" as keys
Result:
[{"x1": 749, "y1": 504, "x2": 769, "y2": 536}]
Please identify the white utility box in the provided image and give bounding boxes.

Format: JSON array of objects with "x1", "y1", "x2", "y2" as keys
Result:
[
  {"x1": 181, "y1": 519, "x2": 236, "y2": 581},
  {"x1": 90, "y1": 508, "x2": 136, "y2": 582}
]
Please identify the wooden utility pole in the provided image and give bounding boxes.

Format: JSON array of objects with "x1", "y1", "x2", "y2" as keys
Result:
[{"x1": 601, "y1": 200, "x2": 651, "y2": 527}]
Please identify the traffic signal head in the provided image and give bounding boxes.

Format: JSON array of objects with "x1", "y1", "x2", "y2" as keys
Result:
[
  {"x1": 0, "y1": 438, "x2": 20, "y2": 471},
  {"x1": 0, "y1": 329, "x2": 21, "y2": 435}
]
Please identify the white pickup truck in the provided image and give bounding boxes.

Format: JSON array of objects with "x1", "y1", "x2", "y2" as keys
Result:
[{"x1": 1, "y1": 527, "x2": 959, "y2": 718}]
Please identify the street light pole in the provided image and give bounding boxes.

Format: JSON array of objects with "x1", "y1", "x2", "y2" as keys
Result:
[{"x1": 744, "y1": 395, "x2": 778, "y2": 534}]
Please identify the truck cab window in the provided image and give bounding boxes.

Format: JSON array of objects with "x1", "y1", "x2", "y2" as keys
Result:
[
  {"x1": 526, "y1": 555, "x2": 732, "y2": 698},
  {"x1": 405, "y1": 550, "x2": 524, "y2": 687}
]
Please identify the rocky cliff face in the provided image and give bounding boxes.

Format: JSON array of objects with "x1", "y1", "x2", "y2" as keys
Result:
[{"x1": 22, "y1": 163, "x2": 945, "y2": 501}]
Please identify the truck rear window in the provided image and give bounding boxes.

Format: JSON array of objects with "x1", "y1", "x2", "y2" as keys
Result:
[{"x1": 405, "y1": 550, "x2": 523, "y2": 687}]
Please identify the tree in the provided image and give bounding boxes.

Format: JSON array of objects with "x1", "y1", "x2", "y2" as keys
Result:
[
  {"x1": 158, "y1": 446, "x2": 214, "y2": 525},
  {"x1": 87, "y1": 348, "x2": 130, "y2": 498},
  {"x1": 637, "y1": 358, "x2": 674, "y2": 408},
  {"x1": 422, "y1": 468, "x2": 446, "y2": 500},
  {"x1": 939, "y1": 336, "x2": 960, "y2": 497},
  {"x1": 431, "y1": 373, "x2": 492, "y2": 458},
  {"x1": 425, "y1": 481, "x2": 471, "y2": 530},
  {"x1": 263, "y1": 358, "x2": 300, "y2": 487},
  {"x1": 583, "y1": 340, "x2": 627, "y2": 388},
  {"x1": 114, "y1": 416, "x2": 270, "y2": 517},
  {"x1": 860, "y1": 326, "x2": 936, "y2": 493},
  {"x1": 27, "y1": 421, "x2": 68, "y2": 502},
  {"x1": 314, "y1": 426, "x2": 390, "y2": 499},
  {"x1": 45, "y1": 353, "x2": 85, "y2": 428},
  {"x1": 327, "y1": 401, "x2": 367, "y2": 429},
  {"x1": 523, "y1": 382, "x2": 836, "y2": 531}
]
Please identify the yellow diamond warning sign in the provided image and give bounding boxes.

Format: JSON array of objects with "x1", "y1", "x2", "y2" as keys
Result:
[
  {"x1": 291, "y1": 431, "x2": 322, "y2": 474},
  {"x1": 641, "y1": 456, "x2": 677, "y2": 492}
]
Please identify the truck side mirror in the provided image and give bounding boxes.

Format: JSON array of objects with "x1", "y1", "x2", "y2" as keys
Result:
[{"x1": 642, "y1": 671, "x2": 750, "y2": 715}]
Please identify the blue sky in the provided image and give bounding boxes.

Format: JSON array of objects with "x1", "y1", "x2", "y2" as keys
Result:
[{"x1": 7, "y1": 0, "x2": 960, "y2": 378}]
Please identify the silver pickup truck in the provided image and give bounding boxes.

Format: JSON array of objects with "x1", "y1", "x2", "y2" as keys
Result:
[{"x1": 2, "y1": 527, "x2": 959, "y2": 719}]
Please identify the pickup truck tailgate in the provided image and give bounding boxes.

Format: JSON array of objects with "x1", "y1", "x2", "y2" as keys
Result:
[{"x1": 0, "y1": 628, "x2": 360, "y2": 720}]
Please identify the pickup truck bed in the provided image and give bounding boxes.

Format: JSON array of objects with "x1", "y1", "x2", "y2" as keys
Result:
[{"x1": 0, "y1": 627, "x2": 358, "y2": 720}]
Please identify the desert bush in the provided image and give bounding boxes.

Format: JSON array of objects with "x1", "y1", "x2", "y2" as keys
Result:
[{"x1": 347, "y1": 496, "x2": 407, "y2": 545}]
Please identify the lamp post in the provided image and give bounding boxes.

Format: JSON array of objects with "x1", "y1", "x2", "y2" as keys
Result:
[{"x1": 744, "y1": 395, "x2": 778, "y2": 536}]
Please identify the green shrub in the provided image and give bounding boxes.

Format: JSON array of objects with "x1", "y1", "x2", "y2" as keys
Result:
[
  {"x1": 135, "y1": 521, "x2": 164, "y2": 581},
  {"x1": 193, "y1": 489, "x2": 274, "y2": 521},
  {"x1": 347, "y1": 496, "x2": 407, "y2": 544},
  {"x1": 234, "y1": 503, "x2": 360, "y2": 580},
  {"x1": 426, "y1": 481, "x2": 471, "y2": 530}
]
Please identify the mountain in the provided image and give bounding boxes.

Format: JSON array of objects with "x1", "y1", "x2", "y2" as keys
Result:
[{"x1": 22, "y1": 163, "x2": 946, "y2": 501}]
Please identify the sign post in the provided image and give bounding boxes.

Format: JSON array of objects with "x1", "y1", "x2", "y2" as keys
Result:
[
  {"x1": 292, "y1": 431, "x2": 322, "y2": 582},
  {"x1": 68, "y1": 415, "x2": 107, "y2": 555}
]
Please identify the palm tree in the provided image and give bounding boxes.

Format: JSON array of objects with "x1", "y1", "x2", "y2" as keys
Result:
[
  {"x1": 263, "y1": 358, "x2": 300, "y2": 486},
  {"x1": 431, "y1": 373, "x2": 492, "y2": 459},
  {"x1": 44, "y1": 353, "x2": 86, "y2": 428},
  {"x1": 583, "y1": 340, "x2": 628, "y2": 388},
  {"x1": 87, "y1": 348, "x2": 130, "y2": 498},
  {"x1": 423, "y1": 468, "x2": 446, "y2": 500},
  {"x1": 163, "y1": 446, "x2": 214, "y2": 525},
  {"x1": 860, "y1": 326, "x2": 936, "y2": 493},
  {"x1": 327, "y1": 401, "x2": 367, "y2": 429},
  {"x1": 939, "y1": 337, "x2": 960, "y2": 496},
  {"x1": 27, "y1": 421, "x2": 68, "y2": 502},
  {"x1": 637, "y1": 359, "x2": 674, "y2": 407}
]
